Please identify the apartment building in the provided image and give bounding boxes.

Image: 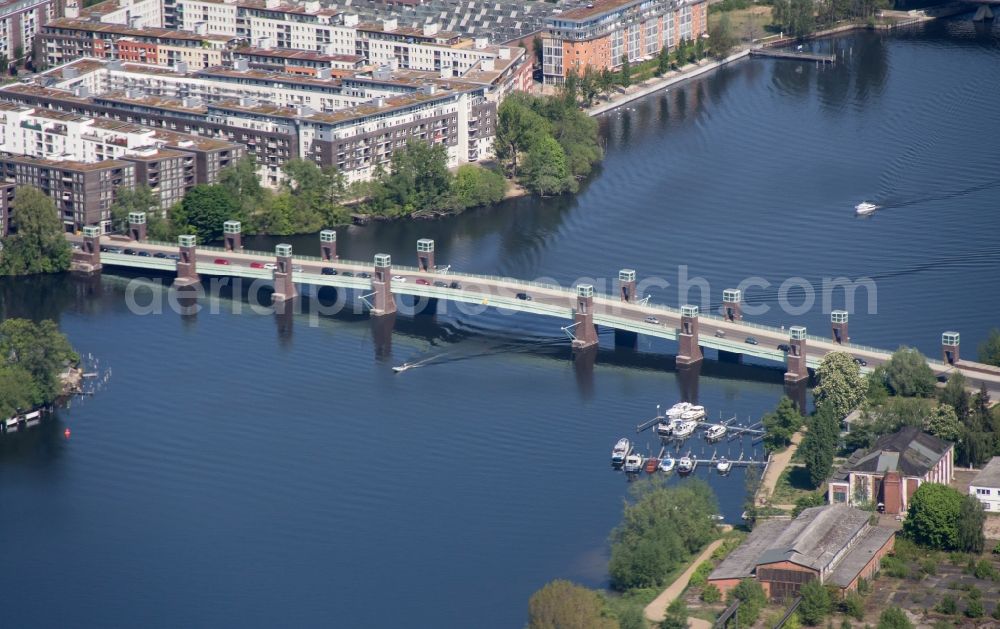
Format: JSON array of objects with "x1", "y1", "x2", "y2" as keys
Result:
[
  {"x1": 541, "y1": 0, "x2": 707, "y2": 84},
  {"x1": 39, "y1": 18, "x2": 236, "y2": 69},
  {"x1": 0, "y1": 102, "x2": 241, "y2": 230},
  {"x1": 0, "y1": 0, "x2": 55, "y2": 63},
  {"x1": 230, "y1": 45, "x2": 364, "y2": 76}
]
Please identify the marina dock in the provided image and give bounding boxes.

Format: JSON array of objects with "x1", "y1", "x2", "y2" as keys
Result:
[{"x1": 750, "y1": 48, "x2": 836, "y2": 63}]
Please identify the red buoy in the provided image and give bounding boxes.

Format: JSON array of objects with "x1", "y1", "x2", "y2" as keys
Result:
[{"x1": 64, "y1": 428, "x2": 71, "y2": 439}]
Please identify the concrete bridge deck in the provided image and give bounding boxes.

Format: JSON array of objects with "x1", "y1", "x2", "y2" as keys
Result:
[{"x1": 66, "y1": 230, "x2": 1000, "y2": 393}]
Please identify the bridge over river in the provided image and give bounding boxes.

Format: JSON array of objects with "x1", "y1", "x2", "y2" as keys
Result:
[{"x1": 67, "y1": 220, "x2": 1000, "y2": 395}]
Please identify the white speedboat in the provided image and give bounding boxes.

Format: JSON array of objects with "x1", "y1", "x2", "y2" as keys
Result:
[
  {"x1": 392, "y1": 363, "x2": 413, "y2": 373},
  {"x1": 704, "y1": 424, "x2": 726, "y2": 441},
  {"x1": 855, "y1": 201, "x2": 879, "y2": 215},
  {"x1": 612, "y1": 438, "x2": 630, "y2": 466},
  {"x1": 716, "y1": 458, "x2": 732, "y2": 474},
  {"x1": 659, "y1": 456, "x2": 676, "y2": 473},
  {"x1": 623, "y1": 452, "x2": 644, "y2": 473},
  {"x1": 681, "y1": 405, "x2": 706, "y2": 421},
  {"x1": 677, "y1": 456, "x2": 695, "y2": 474},
  {"x1": 672, "y1": 420, "x2": 698, "y2": 439}
]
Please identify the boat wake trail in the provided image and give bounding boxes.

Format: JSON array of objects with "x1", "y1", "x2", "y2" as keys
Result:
[
  {"x1": 877, "y1": 176, "x2": 1000, "y2": 211},
  {"x1": 393, "y1": 339, "x2": 567, "y2": 372}
]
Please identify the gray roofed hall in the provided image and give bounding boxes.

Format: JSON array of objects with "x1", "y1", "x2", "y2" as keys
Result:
[
  {"x1": 831, "y1": 426, "x2": 950, "y2": 480},
  {"x1": 755, "y1": 504, "x2": 871, "y2": 571},
  {"x1": 972, "y1": 456, "x2": 1000, "y2": 488},
  {"x1": 826, "y1": 526, "x2": 895, "y2": 587},
  {"x1": 709, "y1": 519, "x2": 787, "y2": 581}
]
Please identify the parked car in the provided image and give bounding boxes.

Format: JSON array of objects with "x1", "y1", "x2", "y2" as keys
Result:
[
  {"x1": 644, "y1": 315, "x2": 660, "y2": 325},
  {"x1": 392, "y1": 275, "x2": 407, "y2": 282},
  {"x1": 433, "y1": 281, "x2": 448, "y2": 288},
  {"x1": 415, "y1": 278, "x2": 430, "y2": 285},
  {"x1": 515, "y1": 292, "x2": 532, "y2": 301},
  {"x1": 321, "y1": 267, "x2": 337, "y2": 276},
  {"x1": 250, "y1": 262, "x2": 265, "y2": 269},
  {"x1": 214, "y1": 258, "x2": 230, "y2": 265},
  {"x1": 777, "y1": 343, "x2": 791, "y2": 352},
  {"x1": 745, "y1": 336, "x2": 758, "y2": 345},
  {"x1": 854, "y1": 357, "x2": 868, "y2": 367}
]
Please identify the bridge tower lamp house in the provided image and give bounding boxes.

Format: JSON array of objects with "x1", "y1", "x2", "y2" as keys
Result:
[
  {"x1": 416, "y1": 239, "x2": 435, "y2": 272},
  {"x1": 677, "y1": 304, "x2": 703, "y2": 365},
  {"x1": 942, "y1": 332, "x2": 960, "y2": 365},
  {"x1": 372, "y1": 253, "x2": 396, "y2": 316},
  {"x1": 785, "y1": 325, "x2": 808, "y2": 383},
  {"x1": 175, "y1": 234, "x2": 198, "y2": 286},
  {"x1": 831, "y1": 310, "x2": 848, "y2": 344},
  {"x1": 224, "y1": 220, "x2": 242, "y2": 252},
  {"x1": 722, "y1": 288, "x2": 742, "y2": 322},
  {"x1": 571, "y1": 283, "x2": 598, "y2": 350},
  {"x1": 128, "y1": 211, "x2": 146, "y2": 242},
  {"x1": 320, "y1": 229, "x2": 337, "y2": 261},
  {"x1": 272, "y1": 243, "x2": 297, "y2": 302},
  {"x1": 618, "y1": 269, "x2": 636, "y2": 302}
]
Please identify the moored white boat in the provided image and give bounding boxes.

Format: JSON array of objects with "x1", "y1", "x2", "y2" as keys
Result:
[
  {"x1": 672, "y1": 420, "x2": 697, "y2": 439},
  {"x1": 623, "y1": 452, "x2": 644, "y2": 473},
  {"x1": 716, "y1": 458, "x2": 732, "y2": 474},
  {"x1": 680, "y1": 405, "x2": 706, "y2": 421},
  {"x1": 704, "y1": 424, "x2": 726, "y2": 441},
  {"x1": 655, "y1": 421, "x2": 673, "y2": 437},
  {"x1": 665, "y1": 402, "x2": 691, "y2": 420},
  {"x1": 677, "y1": 456, "x2": 695, "y2": 474},
  {"x1": 612, "y1": 437, "x2": 630, "y2": 466},
  {"x1": 855, "y1": 201, "x2": 879, "y2": 215},
  {"x1": 659, "y1": 456, "x2": 676, "y2": 473}
]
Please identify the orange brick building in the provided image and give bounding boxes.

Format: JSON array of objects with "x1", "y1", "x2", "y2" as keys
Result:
[
  {"x1": 708, "y1": 505, "x2": 895, "y2": 601},
  {"x1": 541, "y1": 0, "x2": 708, "y2": 84}
]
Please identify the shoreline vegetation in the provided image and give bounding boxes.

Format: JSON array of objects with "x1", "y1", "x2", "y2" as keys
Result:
[{"x1": 0, "y1": 318, "x2": 80, "y2": 420}]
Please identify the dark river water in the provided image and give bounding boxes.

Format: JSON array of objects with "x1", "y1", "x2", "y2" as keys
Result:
[{"x1": 2, "y1": 18, "x2": 1000, "y2": 629}]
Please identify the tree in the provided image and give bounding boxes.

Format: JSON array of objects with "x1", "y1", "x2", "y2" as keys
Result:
[
  {"x1": 494, "y1": 96, "x2": 548, "y2": 177},
  {"x1": 903, "y1": 483, "x2": 964, "y2": 550},
  {"x1": 172, "y1": 185, "x2": 241, "y2": 243},
  {"x1": 884, "y1": 347, "x2": 936, "y2": 397},
  {"x1": 0, "y1": 318, "x2": 78, "y2": 415},
  {"x1": 599, "y1": 68, "x2": 615, "y2": 96},
  {"x1": 527, "y1": 580, "x2": 616, "y2": 629},
  {"x1": 109, "y1": 185, "x2": 160, "y2": 234},
  {"x1": 956, "y1": 494, "x2": 986, "y2": 554},
  {"x1": 939, "y1": 371, "x2": 970, "y2": 421},
  {"x1": 979, "y1": 329, "x2": 1000, "y2": 367},
  {"x1": 562, "y1": 69, "x2": 579, "y2": 108},
  {"x1": 792, "y1": 491, "x2": 826, "y2": 518},
  {"x1": 730, "y1": 579, "x2": 767, "y2": 626},
  {"x1": 370, "y1": 139, "x2": 453, "y2": 216},
  {"x1": 523, "y1": 136, "x2": 576, "y2": 196},
  {"x1": 814, "y1": 352, "x2": 865, "y2": 419},
  {"x1": 0, "y1": 365, "x2": 38, "y2": 418},
  {"x1": 701, "y1": 583, "x2": 721, "y2": 603},
  {"x1": 448, "y1": 164, "x2": 506, "y2": 211},
  {"x1": 579, "y1": 67, "x2": 600, "y2": 106},
  {"x1": 763, "y1": 396, "x2": 802, "y2": 450},
  {"x1": 0, "y1": 186, "x2": 71, "y2": 276},
  {"x1": 608, "y1": 479, "x2": 719, "y2": 591},
  {"x1": 619, "y1": 55, "x2": 631, "y2": 88},
  {"x1": 877, "y1": 608, "x2": 913, "y2": 629},
  {"x1": 532, "y1": 34, "x2": 543, "y2": 67},
  {"x1": 798, "y1": 580, "x2": 832, "y2": 626},
  {"x1": 660, "y1": 598, "x2": 687, "y2": 629},
  {"x1": 0, "y1": 55, "x2": 9, "y2": 75},
  {"x1": 800, "y1": 406, "x2": 839, "y2": 488},
  {"x1": 219, "y1": 154, "x2": 266, "y2": 214},
  {"x1": 657, "y1": 45, "x2": 670, "y2": 76},
  {"x1": 708, "y1": 14, "x2": 737, "y2": 59},
  {"x1": 925, "y1": 404, "x2": 961, "y2": 444}
]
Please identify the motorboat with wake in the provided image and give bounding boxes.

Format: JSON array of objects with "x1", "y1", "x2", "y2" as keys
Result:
[
  {"x1": 392, "y1": 363, "x2": 414, "y2": 373},
  {"x1": 611, "y1": 438, "x2": 630, "y2": 467},
  {"x1": 855, "y1": 201, "x2": 879, "y2": 215}
]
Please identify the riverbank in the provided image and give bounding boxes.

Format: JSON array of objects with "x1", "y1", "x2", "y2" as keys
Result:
[
  {"x1": 757, "y1": 432, "x2": 803, "y2": 506},
  {"x1": 586, "y1": 50, "x2": 752, "y2": 117}
]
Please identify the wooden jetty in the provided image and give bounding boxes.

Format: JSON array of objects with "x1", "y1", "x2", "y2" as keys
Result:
[{"x1": 750, "y1": 48, "x2": 836, "y2": 63}]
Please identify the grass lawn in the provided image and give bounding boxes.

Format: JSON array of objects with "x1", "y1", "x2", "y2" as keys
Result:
[
  {"x1": 708, "y1": 6, "x2": 774, "y2": 42},
  {"x1": 769, "y1": 465, "x2": 817, "y2": 505}
]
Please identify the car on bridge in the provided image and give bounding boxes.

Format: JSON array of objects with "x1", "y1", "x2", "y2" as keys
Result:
[
  {"x1": 123, "y1": 249, "x2": 137, "y2": 255},
  {"x1": 644, "y1": 316, "x2": 660, "y2": 325},
  {"x1": 392, "y1": 275, "x2": 407, "y2": 282},
  {"x1": 321, "y1": 268, "x2": 337, "y2": 276},
  {"x1": 449, "y1": 281, "x2": 462, "y2": 289},
  {"x1": 777, "y1": 343, "x2": 791, "y2": 352},
  {"x1": 153, "y1": 252, "x2": 168, "y2": 259},
  {"x1": 515, "y1": 292, "x2": 532, "y2": 301},
  {"x1": 433, "y1": 281, "x2": 448, "y2": 288},
  {"x1": 358, "y1": 272, "x2": 371, "y2": 279},
  {"x1": 250, "y1": 262, "x2": 265, "y2": 269},
  {"x1": 137, "y1": 251, "x2": 151, "y2": 257},
  {"x1": 415, "y1": 279, "x2": 430, "y2": 285},
  {"x1": 214, "y1": 258, "x2": 230, "y2": 265},
  {"x1": 854, "y1": 357, "x2": 868, "y2": 367},
  {"x1": 264, "y1": 263, "x2": 277, "y2": 271},
  {"x1": 745, "y1": 336, "x2": 758, "y2": 345}
]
